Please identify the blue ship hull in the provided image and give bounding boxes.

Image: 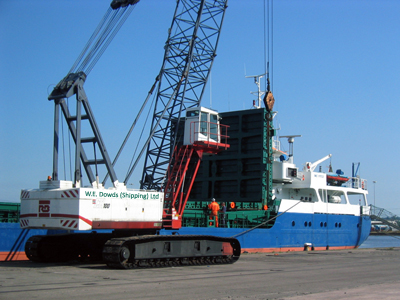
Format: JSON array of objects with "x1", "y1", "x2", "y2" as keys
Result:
[
  {"x1": 0, "y1": 223, "x2": 49, "y2": 261},
  {"x1": 1, "y1": 211, "x2": 370, "y2": 261},
  {"x1": 161, "y1": 212, "x2": 371, "y2": 252}
]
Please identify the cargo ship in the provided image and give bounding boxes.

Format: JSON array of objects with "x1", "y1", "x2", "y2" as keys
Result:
[
  {"x1": 1, "y1": 107, "x2": 371, "y2": 262},
  {"x1": 161, "y1": 108, "x2": 371, "y2": 252}
]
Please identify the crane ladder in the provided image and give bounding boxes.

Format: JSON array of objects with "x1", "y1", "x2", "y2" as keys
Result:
[{"x1": 162, "y1": 145, "x2": 202, "y2": 229}]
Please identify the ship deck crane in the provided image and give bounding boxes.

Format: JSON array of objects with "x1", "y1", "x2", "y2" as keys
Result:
[{"x1": 20, "y1": 0, "x2": 240, "y2": 269}]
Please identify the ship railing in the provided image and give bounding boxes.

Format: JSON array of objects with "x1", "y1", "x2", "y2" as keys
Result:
[
  {"x1": 0, "y1": 215, "x2": 20, "y2": 223},
  {"x1": 343, "y1": 177, "x2": 367, "y2": 190},
  {"x1": 0, "y1": 202, "x2": 20, "y2": 223},
  {"x1": 182, "y1": 211, "x2": 273, "y2": 229},
  {"x1": 272, "y1": 139, "x2": 280, "y2": 150}
]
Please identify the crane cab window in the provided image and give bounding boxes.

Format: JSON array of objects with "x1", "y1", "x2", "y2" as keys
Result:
[
  {"x1": 184, "y1": 107, "x2": 221, "y2": 145},
  {"x1": 200, "y1": 112, "x2": 208, "y2": 134},
  {"x1": 210, "y1": 114, "x2": 218, "y2": 142},
  {"x1": 186, "y1": 110, "x2": 199, "y2": 117}
]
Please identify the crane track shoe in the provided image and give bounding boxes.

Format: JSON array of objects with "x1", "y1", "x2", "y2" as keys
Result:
[{"x1": 102, "y1": 235, "x2": 241, "y2": 269}]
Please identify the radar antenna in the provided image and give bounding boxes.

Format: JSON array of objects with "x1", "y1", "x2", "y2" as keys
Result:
[{"x1": 280, "y1": 135, "x2": 302, "y2": 162}]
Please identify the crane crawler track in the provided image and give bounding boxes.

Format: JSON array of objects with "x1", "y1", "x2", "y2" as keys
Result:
[
  {"x1": 25, "y1": 233, "x2": 113, "y2": 263},
  {"x1": 102, "y1": 235, "x2": 241, "y2": 269}
]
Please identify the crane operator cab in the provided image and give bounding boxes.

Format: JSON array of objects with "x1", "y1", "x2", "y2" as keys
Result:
[{"x1": 183, "y1": 107, "x2": 229, "y2": 151}]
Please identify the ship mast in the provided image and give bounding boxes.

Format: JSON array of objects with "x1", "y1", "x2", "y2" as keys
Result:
[{"x1": 246, "y1": 72, "x2": 267, "y2": 109}]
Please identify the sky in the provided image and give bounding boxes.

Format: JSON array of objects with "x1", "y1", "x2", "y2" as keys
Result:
[{"x1": 1, "y1": 0, "x2": 399, "y2": 215}]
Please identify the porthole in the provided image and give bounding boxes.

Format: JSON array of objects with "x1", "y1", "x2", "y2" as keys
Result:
[
  {"x1": 320, "y1": 222, "x2": 323, "y2": 227},
  {"x1": 292, "y1": 221, "x2": 295, "y2": 226},
  {"x1": 335, "y1": 223, "x2": 338, "y2": 228},
  {"x1": 304, "y1": 221, "x2": 308, "y2": 227},
  {"x1": 308, "y1": 221, "x2": 312, "y2": 227},
  {"x1": 324, "y1": 222, "x2": 327, "y2": 227},
  {"x1": 339, "y1": 223, "x2": 342, "y2": 228}
]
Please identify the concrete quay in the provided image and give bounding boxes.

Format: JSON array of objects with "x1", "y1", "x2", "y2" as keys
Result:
[{"x1": 0, "y1": 248, "x2": 399, "y2": 300}]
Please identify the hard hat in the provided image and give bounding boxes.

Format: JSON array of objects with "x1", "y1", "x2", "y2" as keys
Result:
[{"x1": 212, "y1": 198, "x2": 215, "y2": 201}]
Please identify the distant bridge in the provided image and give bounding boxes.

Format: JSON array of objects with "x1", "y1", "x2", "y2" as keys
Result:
[{"x1": 370, "y1": 205, "x2": 400, "y2": 231}]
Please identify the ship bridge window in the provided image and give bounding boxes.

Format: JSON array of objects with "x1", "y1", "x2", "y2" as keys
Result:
[
  {"x1": 320, "y1": 190, "x2": 347, "y2": 204},
  {"x1": 289, "y1": 188, "x2": 317, "y2": 202},
  {"x1": 347, "y1": 192, "x2": 367, "y2": 206},
  {"x1": 318, "y1": 189, "x2": 328, "y2": 203}
]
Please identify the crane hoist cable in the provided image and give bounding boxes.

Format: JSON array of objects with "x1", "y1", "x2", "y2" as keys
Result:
[
  {"x1": 123, "y1": 75, "x2": 187, "y2": 186},
  {"x1": 124, "y1": 89, "x2": 156, "y2": 183},
  {"x1": 264, "y1": 0, "x2": 273, "y2": 93},
  {"x1": 68, "y1": 8, "x2": 113, "y2": 75},
  {"x1": 102, "y1": 76, "x2": 160, "y2": 185},
  {"x1": 67, "y1": 1, "x2": 138, "y2": 77},
  {"x1": 85, "y1": 6, "x2": 134, "y2": 74}
]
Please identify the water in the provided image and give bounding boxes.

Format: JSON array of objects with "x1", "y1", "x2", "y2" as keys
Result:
[{"x1": 359, "y1": 234, "x2": 400, "y2": 249}]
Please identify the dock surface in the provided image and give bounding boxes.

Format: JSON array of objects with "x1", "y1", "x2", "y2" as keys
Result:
[{"x1": 1, "y1": 248, "x2": 399, "y2": 299}]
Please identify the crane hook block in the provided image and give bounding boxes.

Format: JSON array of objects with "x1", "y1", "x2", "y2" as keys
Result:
[
  {"x1": 263, "y1": 91, "x2": 275, "y2": 112},
  {"x1": 110, "y1": 0, "x2": 140, "y2": 10}
]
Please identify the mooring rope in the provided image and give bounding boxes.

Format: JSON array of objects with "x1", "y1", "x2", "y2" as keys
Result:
[{"x1": 231, "y1": 200, "x2": 301, "y2": 239}]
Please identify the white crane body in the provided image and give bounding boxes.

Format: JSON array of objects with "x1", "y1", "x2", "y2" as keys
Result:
[{"x1": 21, "y1": 181, "x2": 164, "y2": 231}]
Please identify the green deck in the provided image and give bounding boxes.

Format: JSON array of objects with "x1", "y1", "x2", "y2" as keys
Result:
[{"x1": 0, "y1": 202, "x2": 20, "y2": 223}]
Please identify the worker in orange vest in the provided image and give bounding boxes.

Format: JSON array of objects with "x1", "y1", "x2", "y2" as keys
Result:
[{"x1": 208, "y1": 198, "x2": 220, "y2": 227}]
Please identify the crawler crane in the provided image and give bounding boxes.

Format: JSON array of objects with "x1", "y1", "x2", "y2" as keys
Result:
[{"x1": 20, "y1": 0, "x2": 240, "y2": 269}]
